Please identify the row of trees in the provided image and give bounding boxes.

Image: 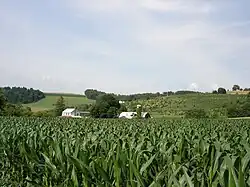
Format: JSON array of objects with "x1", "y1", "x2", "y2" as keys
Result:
[
  {"x1": 0, "y1": 88, "x2": 63, "y2": 117},
  {"x1": 2, "y1": 87, "x2": 45, "y2": 104},
  {"x1": 0, "y1": 89, "x2": 33, "y2": 116},
  {"x1": 211, "y1": 85, "x2": 250, "y2": 94},
  {"x1": 232, "y1": 85, "x2": 250, "y2": 91},
  {"x1": 84, "y1": 89, "x2": 201, "y2": 101}
]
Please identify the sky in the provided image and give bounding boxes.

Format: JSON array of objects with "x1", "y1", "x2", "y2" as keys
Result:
[{"x1": 0, "y1": 0, "x2": 250, "y2": 94}]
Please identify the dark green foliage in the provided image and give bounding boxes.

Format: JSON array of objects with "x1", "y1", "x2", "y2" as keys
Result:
[
  {"x1": 218, "y1": 87, "x2": 227, "y2": 94},
  {"x1": 117, "y1": 104, "x2": 127, "y2": 114},
  {"x1": 0, "y1": 88, "x2": 7, "y2": 115},
  {"x1": 54, "y1": 96, "x2": 66, "y2": 116},
  {"x1": 33, "y1": 110, "x2": 55, "y2": 117},
  {"x1": 89, "y1": 105, "x2": 100, "y2": 118},
  {"x1": 232, "y1": 84, "x2": 240, "y2": 91},
  {"x1": 75, "y1": 104, "x2": 92, "y2": 111},
  {"x1": 3, "y1": 104, "x2": 33, "y2": 117},
  {"x1": 85, "y1": 89, "x2": 202, "y2": 101},
  {"x1": 2, "y1": 87, "x2": 45, "y2": 104},
  {"x1": 0, "y1": 89, "x2": 34, "y2": 117},
  {"x1": 90, "y1": 94, "x2": 120, "y2": 118},
  {"x1": 212, "y1": 90, "x2": 218, "y2": 94},
  {"x1": 185, "y1": 109, "x2": 208, "y2": 118},
  {"x1": 84, "y1": 89, "x2": 106, "y2": 100},
  {"x1": 107, "y1": 107, "x2": 118, "y2": 118},
  {"x1": 174, "y1": 90, "x2": 201, "y2": 95}
]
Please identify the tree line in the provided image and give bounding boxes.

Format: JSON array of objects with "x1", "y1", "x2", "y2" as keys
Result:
[
  {"x1": 2, "y1": 87, "x2": 45, "y2": 104},
  {"x1": 0, "y1": 88, "x2": 128, "y2": 118},
  {"x1": 232, "y1": 84, "x2": 250, "y2": 91},
  {"x1": 84, "y1": 89, "x2": 201, "y2": 101},
  {"x1": 0, "y1": 89, "x2": 33, "y2": 117}
]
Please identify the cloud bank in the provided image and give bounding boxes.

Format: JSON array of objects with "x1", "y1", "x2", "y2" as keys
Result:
[{"x1": 0, "y1": 0, "x2": 250, "y2": 94}]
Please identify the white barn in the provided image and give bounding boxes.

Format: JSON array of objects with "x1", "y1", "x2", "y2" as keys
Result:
[
  {"x1": 62, "y1": 108, "x2": 81, "y2": 118},
  {"x1": 119, "y1": 112, "x2": 151, "y2": 119}
]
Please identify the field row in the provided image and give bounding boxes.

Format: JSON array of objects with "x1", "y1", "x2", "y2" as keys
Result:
[{"x1": 1, "y1": 117, "x2": 250, "y2": 186}]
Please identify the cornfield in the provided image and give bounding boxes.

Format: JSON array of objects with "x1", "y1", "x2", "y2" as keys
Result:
[{"x1": 1, "y1": 117, "x2": 250, "y2": 186}]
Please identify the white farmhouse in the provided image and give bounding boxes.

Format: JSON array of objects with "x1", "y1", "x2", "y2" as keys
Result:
[
  {"x1": 119, "y1": 112, "x2": 151, "y2": 119},
  {"x1": 62, "y1": 108, "x2": 81, "y2": 118}
]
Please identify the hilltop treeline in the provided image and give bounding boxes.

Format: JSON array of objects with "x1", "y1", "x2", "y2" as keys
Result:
[
  {"x1": 84, "y1": 89, "x2": 201, "y2": 101},
  {"x1": 2, "y1": 87, "x2": 45, "y2": 104}
]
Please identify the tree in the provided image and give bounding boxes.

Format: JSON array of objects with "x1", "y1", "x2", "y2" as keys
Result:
[
  {"x1": 84, "y1": 89, "x2": 106, "y2": 100},
  {"x1": 232, "y1": 85, "x2": 240, "y2": 91},
  {"x1": 212, "y1": 90, "x2": 218, "y2": 94},
  {"x1": 0, "y1": 89, "x2": 6, "y2": 115},
  {"x1": 117, "y1": 104, "x2": 127, "y2": 114},
  {"x1": 2, "y1": 104, "x2": 33, "y2": 117},
  {"x1": 54, "y1": 96, "x2": 66, "y2": 116},
  {"x1": 76, "y1": 104, "x2": 92, "y2": 111},
  {"x1": 2, "y1": 86, "x2": 45, "y2": 104},
  {"x1": 89, "y1": 105, "x2": 100, "y2": 118},
  {"x1": 218, "y1": 87, "x2": 226, "y2": 94},
  {"x1": 90, "y1": 94, "x2": 120, "y2": 118},
  {"x1": 107, "y1": 107, "x2": 118, "y2": 118}
]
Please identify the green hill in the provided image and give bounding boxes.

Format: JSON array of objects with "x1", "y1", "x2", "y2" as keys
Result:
[
  {"x1": 24, "y1": 93, "x2": 94, "y2": 112},
  {"x1": 126, "y1": 93, "x2": 245, "y2": 118}
]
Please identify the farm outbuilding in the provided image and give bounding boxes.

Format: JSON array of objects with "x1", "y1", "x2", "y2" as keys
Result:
[
  {"x1": 61, "y1": 108, "x2": 90, "y2": 118},
  {"x1": 119, "y1": 112, "x2": 151, "y2": 119}
]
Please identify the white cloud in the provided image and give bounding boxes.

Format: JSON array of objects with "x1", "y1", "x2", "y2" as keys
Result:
[
  {"x1": 1, "y1": 0, "x2": 250, "y2": 93},
  {"x1": 42, "y1": 75, "x2": 51, "y2": 81},
  {"x1": 139, "y1": 0, "x2": 215, "y2": 13},
  {"x1": 189, "y1": 83, "x2": 199, "y2": 91},
  {"x1": 212, "y1": 84, "x2": 219, "y2": 91}
]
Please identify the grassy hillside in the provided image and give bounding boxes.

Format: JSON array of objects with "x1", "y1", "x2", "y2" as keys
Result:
[
  {"x1": 25, "y1": 93, "x2": 94, "y2": 112},
  {"x1": 126, "y1": 93, "x2": 245, "y2": 118},
  {"x1": 227, "y1": 90, "x2": 250, "y2": 95}
]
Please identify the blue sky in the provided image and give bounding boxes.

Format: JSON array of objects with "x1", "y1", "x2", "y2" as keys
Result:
[{"x1": 1, "y1": 0, "x2": 250, "y2": 94}]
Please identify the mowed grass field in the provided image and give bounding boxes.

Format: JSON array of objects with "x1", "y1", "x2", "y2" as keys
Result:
[{"x1": 24, "y1": 93, "x2": 94, "y2": 112}]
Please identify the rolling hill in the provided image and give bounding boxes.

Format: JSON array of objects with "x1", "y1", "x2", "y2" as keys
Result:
[
  {"x1": 126, "y1": 93, "x2": 246, "y2": 118},
  {"x1": 24, "y1": 93, "x2": 94, "y2": 112},
  {"x1": 24, "y1": 91, "x2": 249, "y2": 118}
]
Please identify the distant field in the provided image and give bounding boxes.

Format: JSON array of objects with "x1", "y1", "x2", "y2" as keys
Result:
[
  {"x1": 44, "y1": 93, "x2": 86, "y2": 97},
  {"x1": 126, "y1": 93, "x2": 246, "y2": 117},
  {"x1": 25, "y1": 93, "x2": 94, "y2": 112},
  {"x1": 227, "y1": 91, "x2": 250, "y2": 95}
]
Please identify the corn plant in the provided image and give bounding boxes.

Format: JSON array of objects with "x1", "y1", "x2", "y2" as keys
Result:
[{"x1": 0, "y1": 117, "x2": 250, "y2": 186}]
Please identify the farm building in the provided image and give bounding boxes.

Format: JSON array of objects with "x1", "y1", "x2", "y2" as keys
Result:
[
  {"x1": 61, "y1": 108, "x2": 90, "y2": 118},
  {"x1": 119, "y1": 112, "x2": 151, "y2": 119}
]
